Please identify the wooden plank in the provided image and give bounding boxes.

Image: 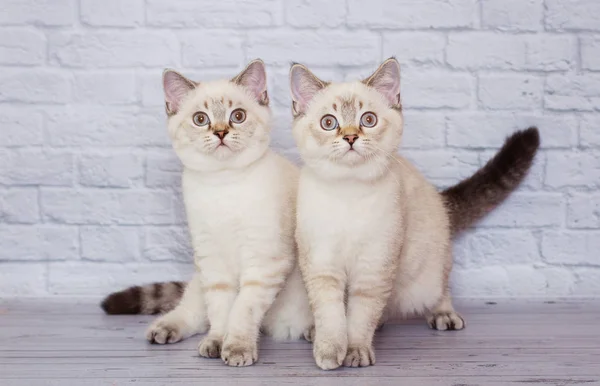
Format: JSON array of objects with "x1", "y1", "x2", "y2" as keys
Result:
[
  {"x1": 7, "y1": 376, "x2": 600, "y2": 386},
  {"x1": 1, "y1": 299, "x2": 600, "y2": 384}
]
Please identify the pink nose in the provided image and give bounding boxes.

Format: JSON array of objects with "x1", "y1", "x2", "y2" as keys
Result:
[
  {"x1": 214, "y1": 130, "x2": 228, "y2": 140},
  {"x1": 343, "y1": 134, "x2": 358, "y2": 145}
]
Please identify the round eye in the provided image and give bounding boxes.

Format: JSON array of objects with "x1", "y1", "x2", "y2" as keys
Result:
[
  {"x1": 192, "y1": 112, "x2": 209, "y2": 127},
  {"x1": 320, "y1": 115, "x2": 338, "y2": 131},
  {"x1": 230, "y1": 109, "x2": 246, "y2": 124},
  {"x1": 360, "y1": 112, "x2": 377, "y2": 128}
]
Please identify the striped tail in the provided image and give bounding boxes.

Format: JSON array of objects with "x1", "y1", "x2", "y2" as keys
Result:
[{"x1": 100, "y1": 281, "x2": 186, "y2": 315}]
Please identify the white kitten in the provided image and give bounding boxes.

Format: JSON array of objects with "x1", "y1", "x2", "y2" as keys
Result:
[
  {"x1": 289, "y1": 58, "x2": 540, "y2": 370},
  {"x1": 101, "y1": 60, "x2": 312, "y2": 367}
]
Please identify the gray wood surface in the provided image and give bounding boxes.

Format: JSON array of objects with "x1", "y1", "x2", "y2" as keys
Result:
[{"x1": 1, "y1": 298, "x2": 599, "y2": 385}]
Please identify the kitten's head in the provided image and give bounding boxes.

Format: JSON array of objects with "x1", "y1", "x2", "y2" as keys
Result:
[
  {"x1": 290, "y1": 58, "x2": 403, "y2": 181},
  {"x1": 163, "y1": 59, "x2": 271, "y2": 172}
]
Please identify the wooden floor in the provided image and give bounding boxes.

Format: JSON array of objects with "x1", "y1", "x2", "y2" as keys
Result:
[{"x1": 1, "y1": 299, "x2": 600, "y2": 386}]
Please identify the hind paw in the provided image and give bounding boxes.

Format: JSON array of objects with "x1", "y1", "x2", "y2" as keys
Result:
[{"x1": 427, "y1": 311, "x2": 465, "y2": 331}]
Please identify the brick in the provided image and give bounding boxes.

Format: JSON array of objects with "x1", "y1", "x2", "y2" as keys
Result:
[
  {"x1": 383, "y1": 33, "x2": 445, "y2": 65},
  {"x1": 48, "y1": 262, "x2": 192, "y2": 295},
  {"x1": 402, "y1": 71, "x2": 473, "y2": 109},
  {"x1": 0, "y1": 263, "x2": 47, "y2": 296},
  {"x1": 567, "y1": 193, "x2": 600, "y2": 229},
  {"x1": 41, "y1": 189, "x2": 180, "y2": 225},
  {"x1": 447, "y1": 33, "x2": 527, "y2": 70},
  {"x1": 403, "y1": 150, "x2": 480, "y2": 185},
  {"x1": 546, "y1": 152, "x2": 600, "y2": 189},
  {"x1": 525, "y1": 35, "x2": 575, "y2": 71},
  {"x1": 271, "y1": 110, "x2": 296, "y2": 151},
  {"x1": 580, "y1": 115, "x2": 600, "y2": 148},
  {"x1": 446, "y1": 112, "x2": 576, "y2": 149},
  {"x1": 144, "y1": 226, "x2": 192, "y2": 262},
  {"x1": 79, "y1": 152, "x2": 144, "y2": 188},
  {"x1": 542, "y1": 230, "x2": 600, "y2": 265},
  {"x1": 46, "y1": 106, "x2": 169, "y2": 147},
  {"x1": 545, "y1": 74, "x2": 600, "y2": 111},
  {"x1": 478, "y1": 74, "x2": 542, "y2": 110},
  {"x1": 146, "y1": 0, "x2": 282, "y2": 27},
  {"x1": 402, "y1": 112, "x2": 445, "y2": 149},
  {"x1": 546, "y1": 0, "x2": 600, "y2": 31},
  {"x1": 285, "y1": 0, "x2": 345, "y2": 28},
  {"x1": 451, "y1": 265, "x2": 573, "y2": 297},
  {"x1": 49, "y1": 31, "x2": 179, "y2": 68},
  {"x1": 453, "y1": 229, "x2": 541, "y2": 267},
  {"x1": 80, "y1": 0, "x2": 143, "y2": 27},
  {"x1": 581, "y1": 36, "x2": 600, "y2": 71},
  {"x1": 571, "y1": 269, "x2": 600, "y2": 296},
  {"x1": 146, "y1": 151, "x2": 182, "y2": 188},
  {"x1": 0, "y1": 70, "x2": 71, "y2": 104},
  {"x1": 0, "y1": 225, "x2": 78, "y2": 261},
  {"x1": 479, "y1": 192, "x2": 564, "y2": 227},
  {"x1": 347, "y1": 0, "x2": 477, "y2": 29},
  {"x1": 181, "y1": 32, "x2": 244, "y2": 68},
  {"x1": 0, "y1": 149, "x2": 73, "y2": 186},
  {"x1": 0, "y1": 188, "x2": 39, "y2": 224},
  {"x1": 246, "y1": 30, "x2": 380, "y2": 66},
  {"x1": 481, "y1": 0, "x2": 543, "y2": 31},
  {"x1": 73, "y1": 72, "x2": 136, "y2": 104},
  {"x1": 0, "y1": 107, "x2": 44, "y2": 146},
  {"x1": 0, "y1": 0, "x2": 74, "y2": 26},
  {"x1": 0, "y1": 28, "x2": 46, "y2": 65},
  {"x1": 81, "y1": 226, "x2": 140, "y2": 262}
]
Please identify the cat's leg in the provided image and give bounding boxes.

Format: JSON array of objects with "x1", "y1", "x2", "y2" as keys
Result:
[
  {"x1": 220, "y1": 259, "x2": 291, "y2": 367},
  {"x1": 343, "y1": 262, "x2": 395, "y2": 368},
  {"x1": 302, "y1": 255, "x2": 347, "y2": 371},
  {"x1": 197, "y1": 262, "x2": 238, "y2": 359},
  {"x1": 146, "y1": 272, "x2": 208, "y2": 344},
  {"x1": 425, "y1": 290, "x2": 465, "y2": 331}
]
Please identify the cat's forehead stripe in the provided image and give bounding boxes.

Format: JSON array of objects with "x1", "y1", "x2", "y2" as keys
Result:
[
  {"x1": 341, "y1": 99, "x2": 356, "y2": 124},
  {"x1": 210, "y1": 99, "x2": 226, "y2": 121}
]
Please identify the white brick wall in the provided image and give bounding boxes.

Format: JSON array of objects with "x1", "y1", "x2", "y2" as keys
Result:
[{"x1": 0, "y1": 0, "x2": 598, "y2": 298}]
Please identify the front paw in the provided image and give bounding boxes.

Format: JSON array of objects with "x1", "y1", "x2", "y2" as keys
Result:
[
  {"x1": 221, "y1": 337, "x2": 258, "y2": 367},
  {"x1": 343, "y1": 345, "x2": 375, "y2": 367},
  {"x1": 313, "y1": 339, "x2": 346, "y2": 370},
  {"x1": 198, "y1": 336, "x2": 222, "y2": 358},
  {"x1": 146, "y1": 317, "x2": 183, "y2": 344}
]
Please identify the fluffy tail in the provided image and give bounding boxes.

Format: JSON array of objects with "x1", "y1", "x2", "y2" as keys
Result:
[
  {"x1": 442, "y1": 127, "x2": 540, "y2": 237},
  {"x1": 100, "y1": 281, "x2": 186, "y2": 315}
]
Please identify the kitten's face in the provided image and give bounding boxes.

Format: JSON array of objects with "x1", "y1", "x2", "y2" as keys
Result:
[
  {"x1": 163, "y1": 60, "x2": 271, "y2": 172},
  {"x1": 290, "y1": 59, "x2": 404, "y2": 181}
]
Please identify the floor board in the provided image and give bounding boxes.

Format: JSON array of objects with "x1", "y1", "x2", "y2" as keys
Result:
[{"x1": 1, "y1": 298, "x2": 599, "y2": 385}]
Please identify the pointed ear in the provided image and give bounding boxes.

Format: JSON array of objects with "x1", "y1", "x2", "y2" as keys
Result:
[
  {"x1": 232, "y1": 59, "x2": 269, "y2": 106},
  {"x1": 163, "y1": 69, "x2": 196, "y2": 116},
  {"x1": 289, "y1": 63, "x2": 327, "y2": 116},
  {"x1": 363, "y1": 58, "x2": 401, "y2": 107}
]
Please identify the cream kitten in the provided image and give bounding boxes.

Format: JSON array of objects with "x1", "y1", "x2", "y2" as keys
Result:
[
  {"x1": 107, "y1": 60, "x2": 312, "y2": 367},
  {"x1": 289, "y1": 58, "x2": 540, "y2": 370}
]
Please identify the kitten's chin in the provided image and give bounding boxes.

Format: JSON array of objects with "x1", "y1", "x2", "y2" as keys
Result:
[
  {"x1": 305, "y1": 155, "x2": 389, "y2": 182},
  {"x1": 176, "y1": 140, "x2": 269, "y2": 173}
]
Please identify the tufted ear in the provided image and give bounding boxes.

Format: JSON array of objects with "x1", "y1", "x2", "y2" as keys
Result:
[
  {"x1": 289, "y1": 63, "x2": 327, "y2": 116},
  {"x1": 163, "y1": 69, "x2": 196, "y2": 116},
  {"x1": 232, "y1": 59, "x2": 269, "y2": 105},
  {"x1": 363, "y1": 57, "x2": 401, "y2": 107}
]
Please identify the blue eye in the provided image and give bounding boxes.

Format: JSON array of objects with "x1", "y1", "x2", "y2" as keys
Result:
[
  {"x1": 193, "y1": 112, "x2": 210, "y2": 126},
  {"x1": 360, "y1": 112, "x2": 377, "y2": 128},
  {"x1": 320, "y1": 115, "x2": 338, "y2": 131}
]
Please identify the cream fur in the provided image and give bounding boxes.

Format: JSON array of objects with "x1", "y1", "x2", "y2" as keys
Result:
[
  {"x1": 146, "y1": 61, "x2": 312, "y2": 367},
  {"x1": 291, "y1": 59, "x2": 464, "y2": 370}
]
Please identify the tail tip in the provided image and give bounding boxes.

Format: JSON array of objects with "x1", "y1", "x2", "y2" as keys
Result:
[
  {"x1": 519, "y1": 126, "x2": 541, "y2": 149},
  {"x1": 100, "y1": 289, "x2": 141, "y2": 315}
]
